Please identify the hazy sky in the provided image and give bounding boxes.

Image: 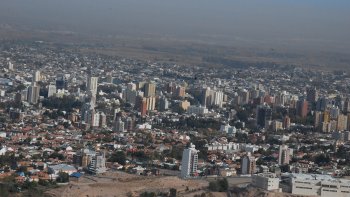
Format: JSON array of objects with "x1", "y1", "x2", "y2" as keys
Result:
[{"x1": 0, "y1": 0, "x2": 350, "y2": 50}]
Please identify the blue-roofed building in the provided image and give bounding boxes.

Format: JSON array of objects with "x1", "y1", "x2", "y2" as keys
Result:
[
  {"x1": 17, "y1": 171, "x2": 25, "y2": 177},
  {"x1": 70, "y1": 172, "x2": 82, "y2": 178},
  {"x1": 70, "y1": 172, "x2": 83, "y2": 182}
]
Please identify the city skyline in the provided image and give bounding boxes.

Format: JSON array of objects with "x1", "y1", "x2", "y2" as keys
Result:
[{"x1": 0, "y1": 1, "x2": 349, "y2": 197}]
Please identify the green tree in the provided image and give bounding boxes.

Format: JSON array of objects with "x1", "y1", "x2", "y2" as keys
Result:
[
  {"x1": 140, "y1": 192, "x2": 156, "y2": 197},
  {"x1": 236, "y1": 110, "x2": 249, "y2": 122},
  {"x1": 22, "y1": 180, "x2": 38, "y2": 190},
  {"x1": 49, "y1": 152, "x2": 64, "y2": 160},
  {"x1": 133, "y1": 151, "x2": 149, "y2": 161},
  {"x1": 189, "y1": 137, "x2": 208, "y2": 160},
  {"x1": 17, "y1": 166, "x2": 28, "y2": 173},
  {"x1": 0, "y1": 184, "x2": 10, "y2": 197},
  {"x1": 336, "y1": 146, "x2": 348, "y2": 159},
  {"x1": 23, "y1": 187, "x2": 44, "y2": 197},
  {"x1": 56, "y1": 172, "x2": 69, "y2": 183},
  {"x1": 108, "y1": 151, "x2": 126, "y2": 165},
  {"x1": 218, "y1": 178, "x2": 228, "y2": 191},
  {"x1": 170, "y1": 188, "x2": 177, "y2": 197},
  {"x1": 63, "y1": 122, "x2": 70, "y2": 128},
  {"x1": 236, "y1": 133, "x2": 248, "y2": 143},
  {"x1": 38, "y1": 179, "x2": 49, "y2": 186},
  {"x1": 314, "y1": 154, "x2": 330, "y2": 165},
  {"x1": 208, "y1": 181, "x2": 220, "y2": 192},
  {"x1": 208, "y1": 178, "x2": 228, "y2": 192},
  {"x1": 42, "y1": 96, "x2": 82, "y2": 112}
]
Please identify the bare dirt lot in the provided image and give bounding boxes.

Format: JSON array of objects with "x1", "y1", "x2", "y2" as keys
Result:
[{"x1": 46, "y1": 172, "x2": 208, "y2": 197}]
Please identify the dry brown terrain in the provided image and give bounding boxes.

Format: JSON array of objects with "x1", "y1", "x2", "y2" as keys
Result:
[
  {"x1": 45, "y1": 172, "x2": 208, "y2": 197},
  {"x1": 44, "y1": 173, "x2": 311, "y2": 197}
]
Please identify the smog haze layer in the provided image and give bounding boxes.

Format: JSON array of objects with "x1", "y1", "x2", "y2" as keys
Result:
[{"x1": 1, "y1": 0, "x2": 350, "y2": 69}]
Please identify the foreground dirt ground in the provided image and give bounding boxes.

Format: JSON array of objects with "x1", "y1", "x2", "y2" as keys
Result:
[
  {"x1": 45, "y1": 172, "x2": 302, "y2": 197},
  {"x1": 45, "y1": 171, "x2": 208, "y2": 197}
]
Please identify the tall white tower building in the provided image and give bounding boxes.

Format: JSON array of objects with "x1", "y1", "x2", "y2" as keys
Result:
[
  {"x1": 88, "y1": 152, "x2": 107, "y2": 174},
  {"x1": 278, "y1": 145, "x2": 292, "y2": 165},
  {"x1": 180, "y1": 144, "x2": 199, "y2": 179},
  {"x1": 48, "y1": 84, "x2": 57, "y2": 97},
  {"x1": 33, "y1": 71, "x2": 41, "y2": 82},
  {"x1": 87, "y1": 76, "x2": 98, "y2": 96},
  {"x1": 8, "y1": 61, "x2": 14, "y2": 71}
]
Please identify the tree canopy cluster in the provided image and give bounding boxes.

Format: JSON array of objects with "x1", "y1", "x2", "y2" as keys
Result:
[
  {"x1": 42, "y1": 96, "x2": 82, "y2": 112},
  {"x1": 108, "y1": 151, "x2": 127, "y2": 165},
  {"x1": 208, "y1": 178, "x2": 228, "y2": 192}
]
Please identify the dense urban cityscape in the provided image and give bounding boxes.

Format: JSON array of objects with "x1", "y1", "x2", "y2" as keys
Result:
[{"x1": 0, "y1": 40, "x2": 350, "y2": 197}]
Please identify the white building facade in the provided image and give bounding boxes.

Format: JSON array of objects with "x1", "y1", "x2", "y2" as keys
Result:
[
  {"x1": 283, "y1": 173, "x2": 350, "y2": 197},
  {"x1": 252, "y1": 173, "x2": 280, "y2": 191},
  {"x1": 180, "y1": 144, "x2": 199, "y2": 179},
  {"x1": 187, "y1": 106, "x2": 208, "y2": 115}
]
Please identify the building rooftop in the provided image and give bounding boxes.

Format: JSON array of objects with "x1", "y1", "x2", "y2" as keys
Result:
[
  {"x1": 49, "y1": 164, "x2": 76, "y2": 171},
  {"x1": 285, "y1": 173, "x2": 335, "y2": 181}
]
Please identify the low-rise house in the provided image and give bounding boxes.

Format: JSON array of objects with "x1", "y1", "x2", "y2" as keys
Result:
[
  {"x1": 220, "y1": 168, "x2": 237, "y2": 177},
  {"x1": 131, "y1": 166, "x2": 145, "y2": 175}
]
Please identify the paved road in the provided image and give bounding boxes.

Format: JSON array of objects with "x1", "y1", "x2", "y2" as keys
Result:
[
  {"x1": 158, "y1": 169, "x2": 181, "y2": 176},
  {"x1": 158, "y1": 169, "x2": 252, "y2": 186},
  {"x1": 204, "y1": 176, "x2": 252, "y2": 186}
]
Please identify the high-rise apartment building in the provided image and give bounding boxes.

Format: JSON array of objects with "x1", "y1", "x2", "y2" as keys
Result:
[
  {"x1": 113, "y1": 117, "x2": 125, "y2": 132},
  {"x1": 344, "y1": 98, "x2": 350, "y2": 113},
  {"x1": 99, "y1": 112, "x2": 106, "y2": 128},
  {"x1": 296, "y1": 99, "x2": 308, "y2": 118},
  {"x1": 256, "y1": 105, "x2": 272, "y2": 129},
  {"x1": 241, "y1": 154, "x2": 256, "y2": 175},
  {"x1": 106, "y1": 73, "x2": 113, "y2": 84},
  {"x1": 201, "y1": 87, "x2": 224, "y2": 107},
  {"x1": 166, "y1": 82, "x2": 176, "y2": 94},
  {"x1": 144, "y1": 82, "x2": 156, "y2": 97},
  {"x1": 87, "y1": 76, "x2": 98, "y2": 96},
  {"x1": 283, "y1": 116, "x2": 291, "y2": 129},
  {"x1": 212, "y1": 91, "x2": 224, "y2": 107},
  {"x1": 237, "y1": 89, "x2": 250, "y2": 105},
  {"x1": 48, "y1": 84, "x2": 57, "y2": 97},
  {"x1": 145, "y1": 96, "x2": 156, "y2": 111},
  {"x1": 201, "y1": 87, "x2": 211, "y2": 106},
  {"x1": 314, "y1": 111, "x2": 324, "y2": 129},
  {"x1": 159, "y1": 96, "x2": 169, "y2": 111},
  {"x1": 27, "y1": 83, "x2": 40, "y2": 104},
  {"x1": 181, "y1": 144, "x2": 199, "y2": 178},
  {"x1": 56, "y1": 74, "x2": 67, "y2": 90},
  {"x1": 33, "y1": 70, "x2": 41, "y2": 82},
  {"x1": 175, "y1": 86, "x2": 186, "y2": 98},
  {"x1": 125, "y1": 117, "x2": 135, "y2": 131},
  {"x1": 127, "y1": 82, "x2": 136, "y2": 91},
  {"x1": 337, "y1": 114, "x2": 348, "y2": 131},
  {"x1": 8, "y1": 61, "x2": 14, "y2": 71},
  {"x1": 306, "y1": 87, "x2": 318, "y2": 103},
  {"x1": 279, "y1": 145, "x2": 292, "y2": 165},
  {"x1": 88, "y1": 152, "x2": 107, "y2": 174},
  {"x1": 140, "y1": 99, "x2": 147, "y2": 116}
]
